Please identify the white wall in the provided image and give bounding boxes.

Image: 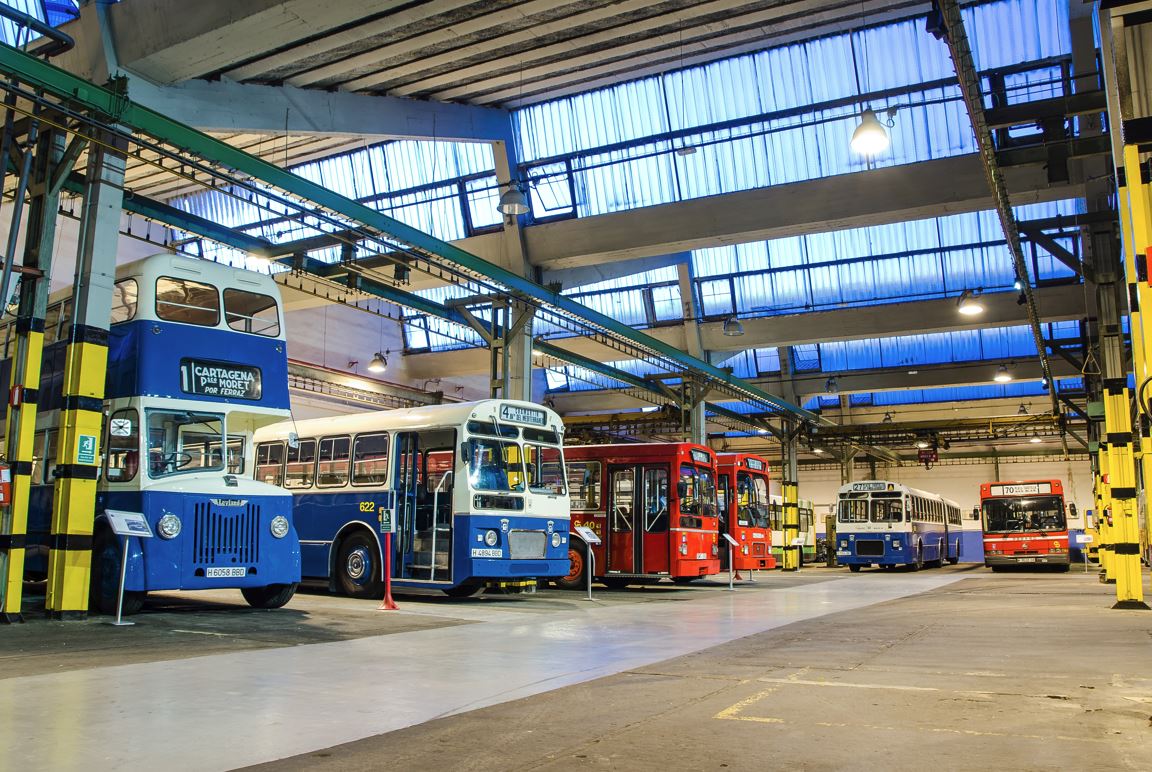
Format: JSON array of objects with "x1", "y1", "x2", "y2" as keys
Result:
[{"x1": 799, "y1": 458, "x2": 1094, "y2": 520}]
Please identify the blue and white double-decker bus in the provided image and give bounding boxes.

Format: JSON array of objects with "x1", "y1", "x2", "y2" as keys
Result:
[
  {"x1": 253, "y1": 400, "x2": 571, "y2": 597},
  {"x1": 834, "y1": 481, "x2": 962, "y2": 572},
  {"x1": 4, "y1": 253, "x2": 300, "y2": 613}
]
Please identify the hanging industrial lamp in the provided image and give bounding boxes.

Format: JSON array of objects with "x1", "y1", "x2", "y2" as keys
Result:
[
  {"x1": 367, "y1": 351, "x2": 388, "y2": 373},
  {"x1": 850, "y1": 108, "x2": 890, "y2": 155},
  {"x1": 722, "y1": 315, "x2": 745, "y2": 336},
  {"x1": 956, "y1": 289, "x2": 983, "y2": 316},
  {"x1": 497, "y1": 181, "x2": 530, "y2": 215},
  {"x1": 993, "y1": 364, "x2": 1012, "y2": 383}
]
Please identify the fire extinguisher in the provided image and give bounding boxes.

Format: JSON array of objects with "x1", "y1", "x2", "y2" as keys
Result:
[{"x1": 0, "y1": 462, "x2": 10, "y2": 506}]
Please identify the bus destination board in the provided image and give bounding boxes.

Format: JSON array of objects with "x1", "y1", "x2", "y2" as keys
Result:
[
  {"x1": 180, "y1": 359, "x2": 263, "y2": 400},
  {"x1": 989, "y1": 483, "x2": 1052, "y2": 496}
]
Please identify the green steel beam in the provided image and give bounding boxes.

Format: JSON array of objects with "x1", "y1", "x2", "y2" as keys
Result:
[
  {"x1": 705, "y1": 402, "x2": 781, "y2": 438},
  {"x1": 534, "y1": 341, "x2": 665, "y2": 396},
  {"x1": 0, "y1": 42, "x2": 818, "y2": 422}
]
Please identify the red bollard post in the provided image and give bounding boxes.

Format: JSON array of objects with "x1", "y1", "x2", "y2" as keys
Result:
[{"x1": 378, "y1": 531, "x2": 398, "y2": 611}]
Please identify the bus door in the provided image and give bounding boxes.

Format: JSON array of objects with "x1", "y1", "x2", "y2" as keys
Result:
[
  {"x1": 640, "y1": 466, "x2": 671, "y2": 574},
  {"x1": 395, "y1": 430, "x2": 456, "y2": 581},
  {"x1": 607, "y1": 466, "x2": 637, "y2": 573}
]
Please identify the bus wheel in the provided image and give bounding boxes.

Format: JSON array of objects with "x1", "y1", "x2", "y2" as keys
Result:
[
  {"x1": 912, "y1": 545, "x2": 924, "y2": 572},
  {"x1": 90, "y1": 530, "x2": 145, "y2": 615},
  {"x1": 848, "y1": 564, "x2": 862, "y2": 573},
  {"x1": 336, "y1": 531, "x2": 386, "y2": 599},
  {"x1": 241, "y1": 583, "x2": 298, "y2": 609},
  {"x1": 947, "y1": 540, "x2": 960, "y2": 565},
  {"x1": 554, "y1": 541, "x2": 588, "y2": 590},
  {"x1": 443, "y1": 583, "x2": 484, "y2": 598}
]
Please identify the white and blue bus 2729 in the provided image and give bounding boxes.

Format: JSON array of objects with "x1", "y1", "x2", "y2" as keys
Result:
[
  {"x1": 253, "y1": 399, "x2": 571, "y2": 598},
  {"x1": 835, "y1": 481, "x2": 962, "y2": 572},
  {"x1": 3, "y1": 254, "x2": 301, "y2": 613}
]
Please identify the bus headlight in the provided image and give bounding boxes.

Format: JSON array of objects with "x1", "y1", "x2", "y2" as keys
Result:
[
  {"x1": 484, "y1": 529, "x2": 499, "y2": 547},
  {"x1": 711, "y1": 543, "x2": 718, "y2": 556},
  {"x1": 742, "y1": 545, "x2": 749, "y2": 555},
  {"x1": 893, "y1": 541, "x2": 902, "y2": 549},
  {"x1": 679, "y1": 543, "x2": 688, "y2": 556},
  {"x1": 157, "y1": 513, "x2": 181, "y2": 539},
  {"x1": 270, "y1": 516, "x2": 290, "y2": 539},
  {"x1": 551, "y1": 532, "x2": 562, "y2": 548}
]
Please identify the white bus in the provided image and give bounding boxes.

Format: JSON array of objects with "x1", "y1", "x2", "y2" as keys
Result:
[
  {"x1": 254, "y1": 399, "x2": 571, "y2": 597},
  {"x1": 835, "y1": 480, "x2": 962, "y2": 572}
]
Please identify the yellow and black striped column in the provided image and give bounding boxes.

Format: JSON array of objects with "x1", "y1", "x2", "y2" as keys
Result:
[
  {"x1": 0, "y1": 129, "x2": 65, "y2": 623},
  {"x1": 781, "y1": 432, "x2": 800, "y2": 571},
  {"x1": 1100, "y1": 378, "x2": 1146, "y2": 608},
  {"x1": 1094, "y1": 440, "x2": 1112, "y2": 581},
  {"x1": 45, "y1": 129, "x2": 125, "y2": 619}
]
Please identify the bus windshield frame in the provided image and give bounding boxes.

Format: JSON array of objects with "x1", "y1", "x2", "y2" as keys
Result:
[
  {"x1": 982, "y1": 495, "x2": 1066, "y2": 533},
  {"x1": 146, "y1": 408, "x2": 227, "y2": 478},
  {"x1": 735, "y1": 471, "x2": 770, "y2": 528}
]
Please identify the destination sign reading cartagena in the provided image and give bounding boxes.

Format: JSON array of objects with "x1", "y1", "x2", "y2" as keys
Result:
[{"x1": 180, "y1": 359, "x2": 263, "y2": 400}]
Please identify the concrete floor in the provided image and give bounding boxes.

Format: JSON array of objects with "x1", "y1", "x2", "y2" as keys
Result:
[{"x1": 4, "y1": 566, "x2": 1151, "y2": 771}]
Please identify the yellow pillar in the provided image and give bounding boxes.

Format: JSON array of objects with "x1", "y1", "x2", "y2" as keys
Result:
[
  {"x1": 1123, "y1": 151, "x2": 1152, "y2": 571},
  {"x1": 1096, "y1": 444, "x2": 1113, "y2": 580},
  {"x1": 781, "y1": 480, "x2": 800, "y2": 571},
  {"x1": 1101, "y1": 380, "x2": 1147, "y2": 608}
]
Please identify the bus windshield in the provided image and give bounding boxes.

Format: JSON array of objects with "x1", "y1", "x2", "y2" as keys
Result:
[
  {"x1": 735, "y1": 472, "x2": 770, "y2": 527},
  {"x1": 838, "y1": 498, "x2": 868, "y2": 523},
  {"x1": 467, "y1": 437, "x2": 525, "y2": 492},
  {"x1": 871, "y1": 498, "x2": 904, "y2": 523},
  {"x1": 679, "y1": 464, "x2": 717, "y2": 520},
  {"x1": 982, "y1": 496, "x2": 1066, "y2": 532},
  {"x1": 147, "y1": 409, "x2": 225, "y2": 477}
]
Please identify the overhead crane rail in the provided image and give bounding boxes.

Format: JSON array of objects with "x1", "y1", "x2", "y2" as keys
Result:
[{"x1": 0, "y1": 41, "x2": 820, "y2": 427}]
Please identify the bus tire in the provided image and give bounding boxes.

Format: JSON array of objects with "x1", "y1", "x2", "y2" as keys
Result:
[
  {"x1": 90, "y1": 529, "x2": 145, "y2": 615},
  {"x1": 442, "y1": 583, "x2": 484, "y2": 598},
  {"x1": 947, "y1": 539, "x2": 960, "y2": 565},
  {"x1": 241, "y1": 583, "x2": 297, "y2": 609},
  {"x1": 555, "y1": 540, "x2": 588, "y2": 590},
  {"x1": 912, "y1": 544, "x2": 924, "y2": 572},
  {"x1": 848, "y1": 564, "x2": 862, "y2": 573},
  {"x1": 335, "y1": 530, "x2": 386, "y2": 599}
]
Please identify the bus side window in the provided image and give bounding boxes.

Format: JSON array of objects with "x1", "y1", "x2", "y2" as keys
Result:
[
  {"x1": 105, "y1": 408, "x2": 140, "y2": 482},
  {"x1": 110, "y1": 278, "x2": 139, "y2": 324},
  {"x1": 352, "y1": 432, "x2": 389, "y2": 486},
  {"x1": 256, "y1": 441, "x2": 286, "y2": 486},
  {"x1": 317, "y1": 436, "x2": 351, "y2": 488},
  {"x1": 567, "y1": 461, "x2": 601, "y2": 510},
  {"x1": 284, "y1": 439, "x2": 316, "y2": 489}
]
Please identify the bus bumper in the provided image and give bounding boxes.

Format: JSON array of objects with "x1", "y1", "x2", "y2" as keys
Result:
[
  {"x1": 984, "y1": 551, "x2": 1069, "y2": 567},
  {"x1": 453, "y1": 513, "x2": 571, "y2": 581},
  {"x1": 837, "y1": 536, "x2": 913, "y2": 566}
]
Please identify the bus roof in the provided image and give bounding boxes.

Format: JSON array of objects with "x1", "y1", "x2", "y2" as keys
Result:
[
  {"x1": 255, "y1": 399, "x2": 564, "y2": 442},
  {"x1": 565, "y1": 442, "x2": 715, "y2": 465},
  {"x1": 716, "y1": 452, "x2": 771, "y2": 475},
  {"x1": 837, "y1": 480, "x2": 960, "y2": 508}
]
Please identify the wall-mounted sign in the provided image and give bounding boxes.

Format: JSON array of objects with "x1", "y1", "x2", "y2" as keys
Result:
[{"x1": 180, "y1": 359, "x2": 262, "y2": 400}]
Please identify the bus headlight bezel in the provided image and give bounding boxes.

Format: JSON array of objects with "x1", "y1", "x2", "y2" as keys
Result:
[
  {"x1": 484, "y1": 529, "x2": 499, "y2": 547},
  {"x1": 270, "y1": 516, "x2": 290, "y2": 539},
  {"x1": 551, "y1": 532, "x2": 562, "y2": 548},
  {"x1": 157, "y1": 513, "x2": 181, "y2": 539}
]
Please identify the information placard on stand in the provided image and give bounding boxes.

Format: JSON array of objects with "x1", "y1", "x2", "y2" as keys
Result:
[
  {"x1": 721, "y1": 533, "x2": 740, "y2": 591},
  {"x1": 105, "y1": 510, "x2": 153, "y2": 627},
  {"x1": 572, "y1": 527, "x2": 601, "y2": 600}
]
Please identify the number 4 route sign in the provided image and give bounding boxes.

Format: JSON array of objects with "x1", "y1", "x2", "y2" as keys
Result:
[{"x1": 77, "y1": 434, "x2": 97, "y2": 465}]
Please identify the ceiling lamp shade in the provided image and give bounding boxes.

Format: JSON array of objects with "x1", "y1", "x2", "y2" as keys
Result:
[
  {"x1": 957, "y1": 289, "x2": 983, "y2": 316},
  {"x1": 722, "y1": 315, "x2": 745, "y2": 336},
  {"x1": 993, "y1": 364, "x2": 1012, "y2": 383},
  {"x1": 367, "y1": 352, "x2": 388, "y2": 373},
  {"x1": 850, "y1": 108, "x2": 890, "y2": 155},
  {"x1": 1029, "y1": 434, "x2": 1042, "y2": 444},
  {"x1": 497, "y1": 182, "x2": 530, "y2": 215}
]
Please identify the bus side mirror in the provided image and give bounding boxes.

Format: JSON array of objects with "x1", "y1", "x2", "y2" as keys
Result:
[
  {"x1": 460, "y1": 443, "x2": 471, "y2": 463},
  {"x1": 971, "y1": 506, "x2": 979, "y2": 520},
  {"x1": 1069, "y1": 503, "x2": 1078, "y2": 518},
  {"x1": 287, "y1": 432, "x2": 299, "y2": 450}
]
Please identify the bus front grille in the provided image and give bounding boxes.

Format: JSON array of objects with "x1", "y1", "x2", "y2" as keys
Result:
[
  {"x1": 509, "y1": 530, "x2": 546, "y2": 559},
  {"x1": 855, "y1": 540, "x2": 885, "y2": 557},
  {"x1": 193, "y1": 502, "x2": 261, "y2": 566}
]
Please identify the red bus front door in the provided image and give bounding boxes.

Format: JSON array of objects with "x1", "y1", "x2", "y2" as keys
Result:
[{"x1": 607, "y1": 465, "x2": 671, "y2": 575}]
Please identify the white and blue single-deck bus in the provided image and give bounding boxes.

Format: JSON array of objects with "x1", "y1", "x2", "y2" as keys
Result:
[
  {"x1": 2, "y1": 254, "x2": 300, "y2": 613},
  {"x1": 253, "y1": 399, "x2": 571, "y2": 598},
  {"x1": 835, "y1": 481, "x2": 962, "y2": 571}
]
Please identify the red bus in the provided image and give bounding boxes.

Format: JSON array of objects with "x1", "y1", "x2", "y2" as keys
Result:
[
  {"x1": 716, "y1": 453, "x2": 776, "y2": 571},
  {"x1": 979, "y1": 480, "x2": 1072, "y2": 571},
  {"x1": 557, "y1": 443, "x2": 721, "y2": 588}
]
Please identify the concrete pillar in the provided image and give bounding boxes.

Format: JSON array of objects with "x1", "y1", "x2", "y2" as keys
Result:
[
  {"x1": 490, "y1": 134, "x2": 535, "y2": 403},
  {"x1": 46, "y1": 125, "x2": 127, "y2": 618}
]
